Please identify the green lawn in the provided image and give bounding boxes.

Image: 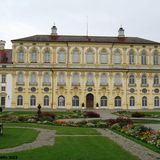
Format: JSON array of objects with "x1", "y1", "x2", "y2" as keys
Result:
[
  {"x1": 0, "y1": 136, "x2": 139, "y2": 160},
  {"x1": 0, "y1": 128, "x2": 38, "y2": 149}
]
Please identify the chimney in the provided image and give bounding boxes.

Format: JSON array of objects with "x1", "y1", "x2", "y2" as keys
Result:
[
  {"x1": 118, "y1": 27, "x2": 125, "y2": 37},
  {"x1": 0, "y1": 40, "x2": 6, "y2": 50},
  {"x1": 51, "y1": 25, "x2": 58, "y2": 35}
]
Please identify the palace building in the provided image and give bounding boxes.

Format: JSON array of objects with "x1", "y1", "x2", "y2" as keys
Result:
[{"x1": 0, "y1": 26, "x2": 160, "y2": 110}]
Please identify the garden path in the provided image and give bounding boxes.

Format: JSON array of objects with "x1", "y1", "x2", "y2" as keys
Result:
[
  {"x1": 0, "y1": 127, "x2": 55, "y2": 153},
  {"x1": 144, "y1": 124, "x2": 160, "y2": 131},
  {"x1": 97, "y1": 128, "x2": 160, "y2": 160}
]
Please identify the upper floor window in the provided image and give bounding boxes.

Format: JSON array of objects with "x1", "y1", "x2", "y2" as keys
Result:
[
  {"x1": 101, "y1": 50, "x2": 107, "y2": 64},
  {"x1": 87, "y1": 73, "x2": 94, "y2": 85},
  {"x1": 154, "y1": 75, "x2": 159, "y2": 85},
  {"x1": 58, "y1": 50, "x2": 65, "y2": 63},
  {"x1": 153, "y1": 51, "x2": 159, "y2": 65},
  {"x1": 17, "y1": 72, "x2": 24, "y2": 84},
  {"x1": 114, "y1": 51, "x2": 121, "y2": 64},
  {"x1": 18, "y1": 52, "x2": 24, "y2": 63},
  {"x1": 44, "y1": 52, "x2": 50, "y2": 63},
  {"x1": 30, "y1": 73, "x2": 37, "y2": 84},
  {"x1": 72, "y1": 73, "x2": 80, "y2": 85},
  {"x1": 2, "y1": 75, "x2": 6, "y2": 83},
  {"x1": 129, "y1": 75, "x2": 135, "y2": 84},
  {"x1": 141, "y1": 50, "x2": 147, "y2": 65},
  {"x1": 86, "y1": 51, "x2": 94, "y2": 64},
  {"x1": 72, "y1": 49, "x2": 80, "y2": 63},
  {"x1": 100, "y1": 73, "x2": 107, "y2": 85},
  {"x1": 31, "y1": 52, "x2": 37, "y2": 63},
  {"x1": 43, "y1": 73, "x2": 50, "y2": 84},
  {"x1": 114, "y1": 73, "x2": 122, "y2": 86},
  {"x1": 141, "y1": 74, "x2": 147, "y2": 85},
  {"x1": 58, "y1": 73, "x2": 65, "y2": 85},
  {"x1": 129, "y1": 50, "x2": 134, "y2": 64}
]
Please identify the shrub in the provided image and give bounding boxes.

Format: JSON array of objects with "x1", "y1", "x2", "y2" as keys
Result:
[
  {"x1": 116, "y1": 117, "x2": 133, "y2": 128},
  {"x1": 86, "y1": 122, "x2": 95, "y2": 127},
  {"x1": 111, "y1": 123, "x2": 121, "y2": 130},
  {"x1": 38, "y1": 112, "x2": 56, "y2": 121},
  {"x1": 96, "y1": 121, "x2": 107, "y2": 128},
  {"x1": 131, "y1": 112, "x2": 145, "y2": 118},
  {"x1": 106, "y1": 118, "x2": 117, "y2": 127},
  {"x1": 0, "y1": 107, "x2": 2, "y2": 112},
  {"x1": 18, "y1": 116, "x2": 28, "y2": 122},
  {"x1": 84, "y1": 111, "x2": 100, "y2": 118}
]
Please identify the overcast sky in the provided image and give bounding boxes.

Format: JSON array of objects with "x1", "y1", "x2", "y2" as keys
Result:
[{"x1": 0, "y1": 0, "x2": 160, "y2": 48}]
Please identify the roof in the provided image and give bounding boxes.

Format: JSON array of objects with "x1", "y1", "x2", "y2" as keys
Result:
[
  {"x1": 0, "y1": 49, "x2": 12, "y2": 64},
  {"x1": 11, "y1": 35, "x2": 160, "y2": 45}
]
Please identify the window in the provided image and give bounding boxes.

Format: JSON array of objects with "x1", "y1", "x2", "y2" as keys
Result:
[
  {"x1": 2, "y1": 75, "x2": 6, "y2": 83},
  {"x1": 129, "y1": 75, "x2": 135, "y2": 84},
  {"x1": 44, "y1": 52, "x2": 50, "y2": 63},
  {"x1": 31, "y1": 52, "x2": 37, "y2": 63},
  {"x1": 72, "y1": 73, "x2": 80, "y2": 85},
  {"x1": 30, "y1": 95, "x2": 36, "y2": 106},
  {"x1": 154, "y1": 96, "x2": 160, "y2": 107},
  {"x1": 101, "y1": 51, "x2": 107, "y2": 64},
  {"x1": 114, "y1": 51, "x2": 120, "y2": 64},
  {"x1": 58, "y1": 50, "x2": 65, "y2": 63},
  {"x1": 115, "y1": 96, "x2": 121, "y2": 107},
  {"x1": 1, "y1": 97, "x2": 5, "y2": 106},
  {"x1": 87, "y1": 73, "x2": 94, "y2": 85},
  {"x1": 142, "y1": 96, "x2": 147, "y2": 107},
  {"x1": 30, "y1": 73, "x2": 37, "y2": 84},
  {"x1": 72, "y1": 50, "x2": 80, "y2": 63},
  {"x1": 1, "y1": 86, "x2": 5, "y2": 91},
  {"x1": 129, "y1": 50, "x2": 134, "y2": 64},
  {"x1": 141, "y1": 51, "x2": 147, "y2": 65},
  {"x1": 141, "y1": 74, "x2": 147, "y2": 85},
  {"x1": 100, "y1": 96, "x2": 107, "y2": 107},
  {"x1": 44, "y1": 95, "x2": 49, "y2": 106},
  {"x1": 130, "y1": 96, "x2": 135, "y2": 107},
  {"x1": 154, "y1": 75, "x2": 159, "y2": 85},
  {"x1": 43, "y1": 73, "x2": 50, "y2": 84},
  {"x1": 58, "y1": 96, "x2": 65, "y2": 106},
  {"x1": 18, "y1": 52, "x2": 24, "y2": 62},
  {"x1": 17, "y1": 95, "x2": 23, "y2": 106},
  {"x1": 153, "y1": 52, "x2": 159, "y2": 65},
  {"x1": 17, "y1": 72, "x2": 24, "y2": 84},
  {"x1": 72, "y1": 96, "x2": 79, "y2": 107},
  {"x1": 100, "y1": 73, "x2": 107, "y2": 85},
  {"x1": 58, "y1": 73, "x2": 65, "y2": 85},
  {"x1": 86, "y1": 51, "x2": 94, "y2": 64},
  {"x1": 114, "y1": 73, "x2": 122, "y2": 86}
]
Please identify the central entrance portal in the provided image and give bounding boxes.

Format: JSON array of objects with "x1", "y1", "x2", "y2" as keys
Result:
[{"x1": 86, "y1": 93, "x2": 94, "y2": 109}]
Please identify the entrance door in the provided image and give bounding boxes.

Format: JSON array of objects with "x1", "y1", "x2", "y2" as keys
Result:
[
  {"x1": 86, "y1": 94, "x2": 94, "y2": 109},
  {"x1": 1, "y1": 97, "x2": 5, "y2": 107}
]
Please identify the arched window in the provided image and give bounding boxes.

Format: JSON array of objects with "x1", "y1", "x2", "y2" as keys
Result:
[
  {"x1": 100, "y1": 73, "x2": 107, "y2": 85},
  {"x1": 17, "y1": 95, "x2": 23, "y2": 106},
  {"x1": 86, "y1": 51, "x2": 94, "y2": 64},
  {"x1": 43, "y1": 73, "x2": 50, "y2": 84},
  {"x1": 142, "y1": 96, "x2": 147, "y2": 107},
  {"x1": 130, "y1": 96, "x2": 135, "y2": 107},
  {"x1": 114, "y1": 51, "x2": 120, "y2": 64},
  {"x1": 87, "y1": 73, "x2": 94, "y2": 85},
  {"x1": 115, "y1": 96, "x2": 121, "y2": 107},
  {"x1": 154, "y1": 75, "x2": 159, "y2": 85},
  {"x1": 58, "y1": 96, "x2": 65, "y2": 106},
  {"x1": 72, "y1": 96, "x2": 79, "y2": 107},
  {"x1": 31, "y1": 52, "x2": 37, "y2": 63},
  {"x1": 114, "y1": 73, "x2": 122, "y2": 86},
  {"x1": 18, "y1": 52, "x2": 24, "y2": 63},
  {"x1": 141, "y1": 74, "x2": 147, "y2": 85},
  {"x1": 154, "y1": 96, "x2": 160, "y2": 107},
  {"x1": 153, "y1": 51, "x2": 159, "y2": 65},
  {"x1": 30, "y1": 73, "x2": 37, "y2": 84},
  {"x1": 72, "y1": 73, "x2": 80, "y2": 85},
  {"x1": 44, "y1": 52, "x2": 50, "y2": 63},
  {"x1": 30, "y1": 95, "x2": 36, "y2": 106},
  {"x1": 58, "y1": 50, "x2": 65, "y2": 63},
  {"x1": 129, "y1": 75, "x2": 135, "y2": 84},
  {"x1": 44, "y1": 95, "x2": 49, "y2": 106},
  {"x1": 129, "y1": 50, "x2": 134, "y2": 64},
  {"x1": 58, "y1": 73, "x2": 65, "y2": 85},
  {"x1": 101, "y1": 50, "x2": 107, "y2": 64},
  {"x1": 17, "y1": 72, "x2": 24, "y2": 84},
  {"x1": 72, "y1": 49, "x2": 80, "y2": 63},
  {"x1": 101, "y1": 96, "x2": 107, "y2": 107},
  {"x1": 141, "y1": 50, "x2": 147, "y2": 65}
]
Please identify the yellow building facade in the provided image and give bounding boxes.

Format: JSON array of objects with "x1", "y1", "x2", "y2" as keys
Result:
[{"x1": 1, "y1": 26, "x2": 160, "y2": 110}]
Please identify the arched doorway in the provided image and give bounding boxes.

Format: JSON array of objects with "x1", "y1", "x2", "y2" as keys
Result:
[{"x1": 86, "y1": 93, "x2": 94, "y2": 109}]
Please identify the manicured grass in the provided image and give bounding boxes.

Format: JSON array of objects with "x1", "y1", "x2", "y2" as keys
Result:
[
  {"x1": 133, "y1": 119, "x2": 160, "y2": 124},
  {"x1": 0, "y1": 128, "x2": 38, "y2": 149},
  {"x1": 4, "y1": 122, "x2": 100, "y2": 135},
  {"x1": 0, "y1": 111, "x2": 36, "y2": 116},
  {"x1": 0, "y1": 136, "x2": 139, "y2": 160}
]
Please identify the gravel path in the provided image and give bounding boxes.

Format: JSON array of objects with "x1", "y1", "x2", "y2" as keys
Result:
[
  {"x1": 144, "y1": 124, "x2": 160, "y2": 131},
  {"x1": 0, "y1": 127, "x2": 55, "y2": 153},
  {"x1": 97, "y1": 128, "x2": 160, "y2": 160}
]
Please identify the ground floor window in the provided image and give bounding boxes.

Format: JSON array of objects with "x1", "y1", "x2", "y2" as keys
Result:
[
  {"x1": 44, "y1": 95, "x2": 49, "y2": 106},
  {"x1": 72, "y1": 96, "x2": 79, "y2": 107},
  {"x1": 100, "y1": 96, "x2": 107, "y2": 107},
  {"x1": 154, "y1": 96, "x2": 160, "y2": 107},
  {"x1": 142, "y1": 96, "x2": 147, "y2": 107},
  {"x1": 1, "y1": 97, "x2": 5, "y2": 106},
  {"x1": 129, "y1": 96, "x2": 135, "y2": 107},
  {"x1": 115, "y1": 96, "x2": 121, "y2": 107},
  {"x1": 58, "y1": 96, "x2": 65, "y2": 106},
  {"x1": 17, "y1": 95, "x2": 23, "y2": 106},
  {"x1": 30, "y1": 95, "x2": 36, "y2": 106}
]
